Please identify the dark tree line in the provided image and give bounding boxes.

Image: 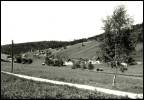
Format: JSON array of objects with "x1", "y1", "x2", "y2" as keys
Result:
[
  {"x1": 1, "y1": 41, "x2": 69, "y2": 55},
  {"x1": 1, "y1": 39, "x2": 87, "y2": 55}
]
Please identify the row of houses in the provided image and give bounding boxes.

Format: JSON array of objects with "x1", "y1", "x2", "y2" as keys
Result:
[{"x1": 63, "y1": 57, "x2": 102, "y2": 66}]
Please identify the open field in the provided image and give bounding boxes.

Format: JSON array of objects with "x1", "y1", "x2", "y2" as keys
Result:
[
  {"x1": 1, "y1": 73, "x2": 131, "y2": 99},
  {"x1": 56, "y1": 40, "x2": 143, "y2": 61},
  {"x1": 1, "y1": 59, "x2": 143, "y2": 93},
  {"x1": 1, "y1": 41, "x2": 143, "y2": 94},
  {"x1": 31, "y1": 47, "x2": 143, "y2": 76},
  {"x1": 56, "y1": 40, "x2": 101, "y2": 59}
]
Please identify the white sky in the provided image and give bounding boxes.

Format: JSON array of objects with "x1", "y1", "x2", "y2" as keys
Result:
[{"x1": 1, "y1": 1, "x2": 143, "y2": 45}]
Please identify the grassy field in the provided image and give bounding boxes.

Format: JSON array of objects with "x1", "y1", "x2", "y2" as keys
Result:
[
  {"x1": 56, "y1": 40, "x2": 143, "y2": 61},
  {"x1": 55, "y1": 40, "x2": 143, "y2": 76},
  {"x1": 1, "y1": 59, "x2": 143, "y2": 93},
  {"x1": 93, "y1": 63, "x2": 143, "y2": 75},
  {"x1": 1, "y1": 73, "x2": 131, "y2": 99},
  {"x1": 56, "y1": 40, "x2": 101, "y2": 59}
]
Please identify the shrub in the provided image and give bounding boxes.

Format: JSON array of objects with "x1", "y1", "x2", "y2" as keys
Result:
[
  {"x1": 82, "y1": 64, "x2": 87, "y2": 69},
  {"x1": 53, "y1": 59, "x2": 63, "y2": 67},
  {"x1": 72, "y1": 62, "x2": 81, "y2": 69},
  {"x1": 15, "y1": 56, "x2": 22, "y2": 63},
  {"x1": 53, "y1": 60, "x2": 59, "y2": 66},
  {"x1": 27, "y1": 59, "x2": 33, "y2": 64},
  {"x1": 45, "y1": 57, "x2": 54, "y2": 66},
  {"x1": 14, "y1": 55, "x2": 33, "y2": 64},
  {"x1": 80, "y1": 62, "x2": 87, "y2": 69},
  {"x1": 59, "y1": 59, "x2": 64, "y2": 66},
  {"x1": 88, "y1": 62, "x2": 94, "y2": 70},
  {"x1": 125, "y1": 57, "x2": 136, "y2": 65},
  {"x1": 45, "y1": 56, "x2": 64, "y2": 67},
  {"x1": 22, "y1": 58, "x2": 29, "y2": 64}
]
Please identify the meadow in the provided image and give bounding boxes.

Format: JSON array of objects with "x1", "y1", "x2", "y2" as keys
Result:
[
  {"x1": 1, "y1": 73, "x2": 131, "y2": 99},
  {"x1": 1, "y1": 57, "x2": 143, "y2": 93}
]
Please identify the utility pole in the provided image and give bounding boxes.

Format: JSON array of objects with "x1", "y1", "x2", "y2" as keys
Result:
[{"x1": 11, "y1": 40, "x2": 14, "y2": 73}]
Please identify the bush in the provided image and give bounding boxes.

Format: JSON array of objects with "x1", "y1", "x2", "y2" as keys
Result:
[
  {"x1": 53, "y1": 59, "x2": 63, "y2": 66},
  {"x1": 88, "y1": 62, "x2": 94, "y2": 70},
  {"x1": 45, "y1": 57, "x2": 54, "y2": 66},
  {"x1": 125, "y1": 57, "x2": 136, "y2": 65},
  {"x1": 82, "y1": 64, "x2": 87, "y2": 69},
  {"x1": 22, "y1": 58, "x2": 28, "y2": 64},
  {"x1": 14, "y1": 55, "x2": 33, "y2": 64},
  {"x1": 80, "y1": 62, "x2": 87, "y2": 69},
  {"x1": 21, "y1": 58, "x2": 33, "y2": 64},
  {"x1": 27, "y1": 59, "x2": 33, "y2": 64},
  {"x1": 53, "y1": 60, "x2": 60, "y2": 66},
  {"x1": 15, "y1": 56, "x2": 22, "y2": 63},
  {"x1": 59, "y1": 59, "x2": 64, "y2": 66},
  {"x1": 45, "y1": 56, "x2": 64, "y2": 67},
  {"x1": 72, "y1": 62, "x2": 81, "y2": 69}
]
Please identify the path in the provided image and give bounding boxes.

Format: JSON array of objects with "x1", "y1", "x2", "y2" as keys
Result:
[{"x1": 1, "y1": 71, "x2": 143, "y2": 99}]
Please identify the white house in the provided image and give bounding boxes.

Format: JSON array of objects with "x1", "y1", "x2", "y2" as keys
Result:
[
  {"x1": 136, "y1": 61, "x2": 142, "y2": 65},
  {"x1": 88, "y1": 59, "x2": 101, "y2": 64},
  {"x1": 64, "y1": 61, "x2": 73, "y2": 66}
]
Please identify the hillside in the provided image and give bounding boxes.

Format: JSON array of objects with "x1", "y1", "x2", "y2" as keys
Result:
[
  {"x1": 1, "y1": 39, "x2": 88, "y2": 55},
  {"x1": 56, "y1": 40, "x2": 101, "y2": 59},
  {"x1": 55, "y1": 40, "x2": 143, "y2": 61},
  {"x1": 56, "y1": 23, "x2": 143, "y2": 60},
  {"x1": 1, "y1": 23, "x2": 143, "y2": 61},
  {"x1": 1, "y1": 41, "x2": 70, "y2": 55}
]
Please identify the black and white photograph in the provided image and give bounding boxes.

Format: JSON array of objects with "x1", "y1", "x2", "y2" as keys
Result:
[{"x1": 1, "y1": 1, "x2": 143, "y2": 99}]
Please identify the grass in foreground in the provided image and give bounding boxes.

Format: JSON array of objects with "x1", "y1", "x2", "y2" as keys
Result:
[
  {"x1": 1, "y1": 61, "x2": 143, "y2": 93},
  {"x1": 1, "y1": 73, "x2": 130, "y2": 99}
]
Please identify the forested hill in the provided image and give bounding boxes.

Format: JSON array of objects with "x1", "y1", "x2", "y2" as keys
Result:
[
  {"x1": 88, "y1": 23, "x2": 143, "y2": 42},
  {"x1": 1, "y1": 39, "x2": 88, "y2": 55},
  {"x1": 1, "y1": 23, "x2": 143, "y2": 55}
]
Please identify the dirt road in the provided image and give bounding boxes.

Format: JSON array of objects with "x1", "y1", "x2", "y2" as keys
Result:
[{"x1": 1, "y1": 71, "x2": 143, "y2": 99}]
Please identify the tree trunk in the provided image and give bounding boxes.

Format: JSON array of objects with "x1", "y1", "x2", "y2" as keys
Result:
[
  {"x1": 112, "y1": 72, "x2": 116, "y2": 87},
  {"x1": 112, "y1": 61, "x2": 118, "y2": 87}
]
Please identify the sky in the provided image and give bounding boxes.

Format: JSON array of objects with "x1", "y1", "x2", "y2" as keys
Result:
[{"x1": 1, "y1": 1, "x2": 143, "y2": 45}]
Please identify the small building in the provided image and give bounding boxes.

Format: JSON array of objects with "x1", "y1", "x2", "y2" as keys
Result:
[
  {"x1": 64, "y1": 61, "x2": 73, "y2": 66},
  {"x1": 88, "y1": 59, "x2": 101, "y2": 64}
]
